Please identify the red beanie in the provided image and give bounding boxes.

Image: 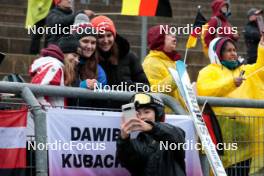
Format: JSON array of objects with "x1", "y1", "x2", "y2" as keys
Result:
[
  {"x1": 91, "y1": 16, "x2": 116, "y2": 37},
  {"x1": 147, "y1": 25, "x2": 181, "y2": 61},
  {"x1": 215, "y1": 37, "x2": 235, "y2": 61},
  {"x1": 53, "y1": 0, "x2": 61, "y2": 5},
  {"x1": 147, "y1": 25, "x2": 166, "y2": 50}
]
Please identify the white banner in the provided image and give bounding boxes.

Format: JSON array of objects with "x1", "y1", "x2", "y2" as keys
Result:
[{"x1": 47, "y1": 108, "x2": 202, "y2": 176}]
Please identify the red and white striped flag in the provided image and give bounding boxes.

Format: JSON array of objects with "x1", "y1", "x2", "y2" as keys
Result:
[{"x1": 0, "y1": 108, "x2": 28, "y2": 176}]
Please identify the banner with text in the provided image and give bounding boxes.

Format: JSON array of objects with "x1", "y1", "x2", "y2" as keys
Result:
[{"x1": 47, "y1": 109, "x2": 202, "y2": 176}]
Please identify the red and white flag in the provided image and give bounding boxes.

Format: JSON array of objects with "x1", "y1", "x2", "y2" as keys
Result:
[{"x1": 0, "y1": 107, "x2": 28, "y2": 176}]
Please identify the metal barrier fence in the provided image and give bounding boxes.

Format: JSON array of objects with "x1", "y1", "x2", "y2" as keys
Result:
[
  {"x1": 1, "y1": 82, "x2": 264, "y2": 176},
  {"x1": 218, "y1": 115, "x2": 264, "y2": 176}
]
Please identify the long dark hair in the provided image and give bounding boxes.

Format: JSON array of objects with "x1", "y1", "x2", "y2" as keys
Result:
[
  {"x1": 99, "y1": 42, "x2": 119, "y2": 65},
  {"x1": 79, "y1": 51, "x2": 99, "y2": 80}
]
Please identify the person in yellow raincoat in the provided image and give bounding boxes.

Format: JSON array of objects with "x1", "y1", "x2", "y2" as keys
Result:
[
  {"x1": 197, "y1": 36, "x2": 264, "y2": 175},
  {"x1": 25, "y1": 0, "x2": 53, "y2": 54},
  {"x1": 142, "y1": 25, "x2": 186, "y2": 113}
]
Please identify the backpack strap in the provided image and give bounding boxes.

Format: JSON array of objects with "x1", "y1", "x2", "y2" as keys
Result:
[{"x1": 213, "y1": 16, "x2": 222, "y2": 37}]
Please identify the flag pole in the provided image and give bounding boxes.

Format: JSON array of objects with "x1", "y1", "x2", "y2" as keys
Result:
[
  {"x1": 183, "y1": 48, "x2": 188, "y2": 64},
  {"x1": 95, "y1": 12, "x2": 122, "y2": 16},
  {"x1": 245, "y1": 65, "x2": 264, "y2": 79},
  {"x1": 141, "y1": 16, "x2": 148, "y2": 63}
]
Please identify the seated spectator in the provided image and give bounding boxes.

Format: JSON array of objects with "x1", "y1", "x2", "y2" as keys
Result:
[
  {"x1": 196, "y1": 36, "x2": 264, "y2": 175},
  {"x1": 203, "y1": 0, "x2": 239, "y2": 56},
  {"x1": 244, "y1": 8, "x2": 261, "y2": 64},
  {"x1": 142, "y1": 25, "x2": 186, "y2": 112},
  {"x1": 91, "y1": 16, "x2": 149, "y2": 91},
  {"x1": 45, "y1": 0, "x2": 94, "y2": 45},
  {"x1": 116, "y1": 93, "x2": 186, "y2": 176},
  {"x1": 29, "y1": 35, "x2": 80, "y2": 107}
]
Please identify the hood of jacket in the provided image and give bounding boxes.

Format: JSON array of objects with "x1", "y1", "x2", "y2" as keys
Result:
[
  {"x1": 116, "y1": 34, "x2": 130, "y2": 58},
  {"x1": 208, "y1": 37, "x2": 237, "y2": 64},
  {"x1": 211, "y1": 0, "x2": 229, "y2": 19},
  {"x1": 30, "y1": 45, "x2": 64, "y2": 76}
]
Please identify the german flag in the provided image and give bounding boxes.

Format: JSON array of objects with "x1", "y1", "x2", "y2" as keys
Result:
[
  {"x1": 121, "y1": 0, "x2": 172, "y2": 17},
  {"x1": 202, "y1": 102, "x2": 224, "y2": 155},
  {"x1": 186, "y1": 10, "x2": 207, "y2": 49}
]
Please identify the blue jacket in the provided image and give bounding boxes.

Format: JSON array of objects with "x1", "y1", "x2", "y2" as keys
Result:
[{"x1": 79, "y1": 64, "x2": 107, "y2": 88}]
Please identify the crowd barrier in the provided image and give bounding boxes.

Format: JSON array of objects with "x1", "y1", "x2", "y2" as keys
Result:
[{"x1": 0, "y1": 82, "x2": 264, "y2": 176}]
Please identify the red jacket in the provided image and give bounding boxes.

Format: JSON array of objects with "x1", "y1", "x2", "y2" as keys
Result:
[
  {"x1": 205, "y1": 0, "x2": 238, "y2": 47},
  {"x1": 29, "y1": 45, "x2": 66, "y2": 107}
]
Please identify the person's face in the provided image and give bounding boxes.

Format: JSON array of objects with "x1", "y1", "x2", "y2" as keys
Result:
[
  {"x1": 221, "y1": 5, "x2": 228, "y2": 13},
  {"x1": 58, "y1": 0, "x2": 72, "y2": 10},
  {"x1": 222, "y1": 42, "x2": 238, "y2": 61},
  {"x1": 163, "y1": 34, "x2": 177, "y2": 52},
  {"x1": 249, "y1": 15, "x2": 257, "y2": 22},
  {"x1": 97, "y1": 31, "x2": 115, "y2": 52},
  {"x1": 79, "y1": 36, "x2": 96, "y2": 58},
  {"x1": 137, "y1": 107, "x2": 155, "y2": 122},
  {"x1": 64, "y1": 53, "x2": 79, "y2": 65}
]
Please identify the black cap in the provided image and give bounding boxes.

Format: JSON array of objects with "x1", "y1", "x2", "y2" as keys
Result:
[
  {"x1": 57, "y1": 35, "x2": 80, "y2": 54},
  {"x1": 247, "y1": 8, "x2": 258, "y2": 18}
]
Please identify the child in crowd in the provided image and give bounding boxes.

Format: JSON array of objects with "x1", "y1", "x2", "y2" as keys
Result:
[{"x1": 116, "y1": 93, "x2": 186, "y2": 176}]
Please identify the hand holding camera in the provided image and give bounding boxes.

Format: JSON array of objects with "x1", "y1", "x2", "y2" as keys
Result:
[
  {"x1": 255, "y1": 9, "x2": 264, "y2": 36},
  {"x1": 120, "y1": 103, "x2": 153, "y2": 139}
]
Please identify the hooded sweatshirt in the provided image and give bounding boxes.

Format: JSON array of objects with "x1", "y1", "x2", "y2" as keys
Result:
[
  {"x1": 197, "y1": 37, "x2": 264, "y2": 173},
  {"x1": 204, "y1": 0, "x2": 237, "y2": 47},
  {"x1": 29, "y1": 44, "x2": 65, "y2": 107}
]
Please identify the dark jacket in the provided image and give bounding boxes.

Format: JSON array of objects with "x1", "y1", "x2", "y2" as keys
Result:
[
  {"x1": 45, "y1": 7, "x2": 81, "y2": 45},
  {"x1": 244, "y1": 21, "x2": 261, "y2": 64},
  {"x1": 94, "y1": 34, "x2": 149, "y2": 109},
  {"x1": 99, "y1": 34, "x2": 149, "y2": 90},
  {"x1": 116, "y1": 122, "x2": 186, "y2": 176}
]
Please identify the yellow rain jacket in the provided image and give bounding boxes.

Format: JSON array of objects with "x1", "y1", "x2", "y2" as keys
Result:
[
  {"x1": 25, "y1": 0, "x2": 52, "y2": 28},
  {"x1": 197, "y1": 44, "x2": 264, "y2": 174},
  {"x1": 142, "y1": 50, "x2": 186, "y2": 112}
]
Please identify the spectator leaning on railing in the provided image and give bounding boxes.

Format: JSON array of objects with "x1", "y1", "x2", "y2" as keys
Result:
[
  {"x1": 91, "y1": 16, "x2": 149, "y2": 92},
  {"x1": 67, "y1": 14, "x2": 108, "y2": 107},
  {"x1": 29, "y1": 35, "x2": 80, "y2": 107},
  {"x1": 196, "y1": 36, "x2": 264, "y2": 175}
]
